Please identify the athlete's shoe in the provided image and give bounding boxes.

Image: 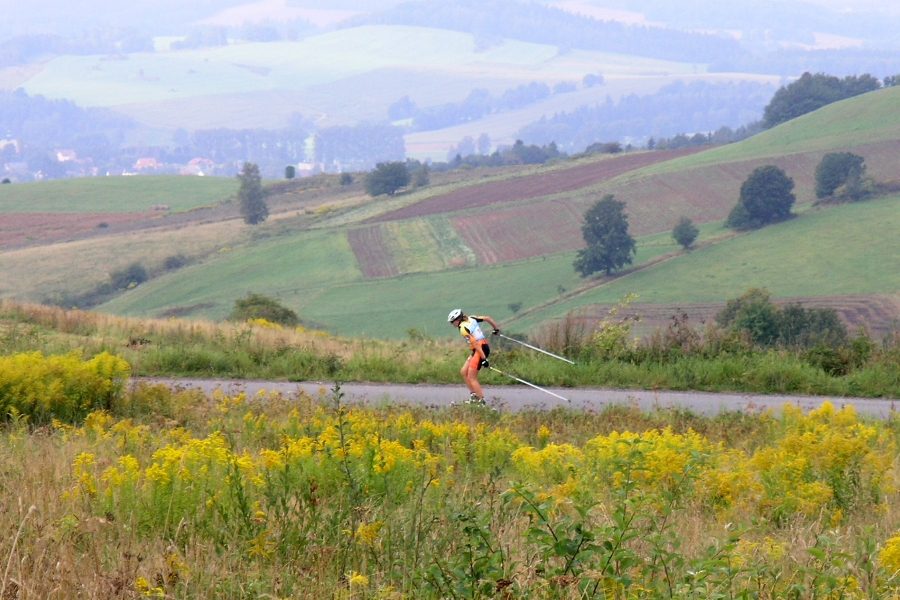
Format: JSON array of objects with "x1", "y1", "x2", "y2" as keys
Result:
[{"x1": 466, "y1": 393, "x2": 486, "y2": 405}]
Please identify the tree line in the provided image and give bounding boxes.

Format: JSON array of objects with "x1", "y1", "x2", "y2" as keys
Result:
[{"x1": 353, "y1": 0, "x2": 744, "y2": 64}]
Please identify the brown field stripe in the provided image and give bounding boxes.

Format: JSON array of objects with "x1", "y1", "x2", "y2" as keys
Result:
[
  {"x1": 346, "y1": 225, "x2": 399, "y2": 279},
  {"x1": 366, "y1": 148, "x2": 704, "y2": 224}
]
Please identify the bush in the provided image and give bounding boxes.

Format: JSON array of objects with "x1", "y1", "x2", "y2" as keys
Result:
[
  {"x1": 0, "y1": 351, "x2": 130, "y2": 423},
  {"x1": 110, "y1": 262, "x2": 148, "y2": 290},
  {"x1": 228, "y1": 293, "x2": 298, "y2": 327},
  {"x1": 717, "y1": 289, "x2": 848, "y2": 349},
  {"x1": 163, "y1": 254, "x2": 189, "y2": 270},
  {"x1": 815, "y1": 152, "x2": 866, "y2": 199}
]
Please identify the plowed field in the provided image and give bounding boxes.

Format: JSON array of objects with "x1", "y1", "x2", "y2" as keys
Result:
[
  {"x1": 0, "y1": 212, "x2": 157, "y2": 249},
  {"x1": 452, "y1": 200, "x2": 585, "y2": 264},
  {"x1": 347, "y1": 225, "x2": 398, "y2": 278},
  {"x1": 367, "y1": 148, "x2": 704, "y2": 223}
]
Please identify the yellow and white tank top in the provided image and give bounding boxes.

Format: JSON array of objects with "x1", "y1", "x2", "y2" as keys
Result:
[{"x1": 459, "y1": 316, "x2": 487, "y2": 344}]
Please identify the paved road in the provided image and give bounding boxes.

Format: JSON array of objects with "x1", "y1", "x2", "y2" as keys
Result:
[{"x1": 136, "y1": 377, "x2": 899, "y2": 418}]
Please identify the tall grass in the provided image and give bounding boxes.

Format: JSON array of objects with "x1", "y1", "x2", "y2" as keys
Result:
[
  {"x1": 1, "y1": 382, "x2": 899, "y2": 598},
  {"x1": 2, "y1": 300, "x2": 898, "y2": 398}
]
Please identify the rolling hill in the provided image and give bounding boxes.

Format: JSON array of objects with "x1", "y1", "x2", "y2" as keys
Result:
[
  {"x1": 8, "y1": 23, "x2": 775, "y2": 160},
  {"x1": 1, "y1": 86, "x2": 898, "y2": 339}
]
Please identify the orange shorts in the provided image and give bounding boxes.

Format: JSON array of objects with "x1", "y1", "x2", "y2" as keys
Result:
[{"x1": 466, "y1": 342, "x2": 491, "y2": 370}]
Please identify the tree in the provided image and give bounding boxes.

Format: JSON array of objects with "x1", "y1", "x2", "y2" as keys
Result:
[
  {"x1": 229, "y1": 293, "x2": 298, "y2": 326},
  {"x1": 815, "y1": 152, "x2": 866, "y2": 199},
  {"x1": 763, "y1": 72, "x2": 880, "y2": 128},
  {"x1": 574, "y1": 194, "x2": 636, "y2": 276},
  {"x1": 238, "y1": 162, "x2": 268, "y2": 225},
  {"x1": 672, "y1": 216, "x2": 699, "y2": 250},
  {"x1": 407, "y1": 159, "x2": 429, "y2": 189},
  {"x1": 364, "y1": 161, "x2": 409, "y2": 196},
  {"x1": 726, "y1": 165, "x2": 795, "y2": 230}
]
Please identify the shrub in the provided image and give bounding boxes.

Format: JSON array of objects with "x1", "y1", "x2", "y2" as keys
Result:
[
  {"x1": 110, "y1": 262, "x2": 148, "y2": 290},
  {"x1": 815, "y1": 152, "x2": 866, "y2": 199},
  {"x1": 0, "y1": 351, "x2": 130, "y2": 423},
  {"x1": 228, "y1": 293, "x2": 298, "y2": 327},
  {"x1": 163, "y1": 254, "x2": 189, "y2": 270},
  {"x1": 716, "y1": 289, "x2": 847, "y2": 349}
]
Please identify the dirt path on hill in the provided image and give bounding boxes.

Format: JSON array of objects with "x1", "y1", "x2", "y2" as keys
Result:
[{"x1": 136, "y1": 377, "x2": 898, "y2": 418}]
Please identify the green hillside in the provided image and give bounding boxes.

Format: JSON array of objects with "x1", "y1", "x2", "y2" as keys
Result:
[
  {"x1": 0, "y1": 176, "x2": 236, "y2": 214},
  {"x1": 507, "y1": 194, "x2": 900, "y2": 332},
  {"x1": 3, "y1": 86, "x2": 896, "y2": 340},
  {"x1": 638, "y1": 85, "x2": 900, "y2": 175}
]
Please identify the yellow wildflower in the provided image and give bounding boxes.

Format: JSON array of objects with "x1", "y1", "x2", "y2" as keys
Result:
[
  {"x1": 879, "y1": 532, "x2": 900, "y2": 576},
  {"x1": 356, "y1": 520, "x2": 383, "y2": 546}
]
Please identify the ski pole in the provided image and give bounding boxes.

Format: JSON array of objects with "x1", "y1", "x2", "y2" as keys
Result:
[
  {"x1": 496, "y1": 333, "x2": 575, "y2": 365},
  {"x1": 488, "y1": 366, "x2": 570, "y2": 402}
]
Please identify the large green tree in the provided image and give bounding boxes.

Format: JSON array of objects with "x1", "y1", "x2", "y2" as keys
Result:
[
  {"x1": 726, "y1": 165, "x2": 795, "y2": 230},
  {"x1": 364, "y1": 161, "x2": 410, "y2": 196},
  {"x1": 238, "y1": 162, "x2": 268, "y2": 225},
  {"x1": 574, "y1": 194, "x2": 636, "y2": 276}
]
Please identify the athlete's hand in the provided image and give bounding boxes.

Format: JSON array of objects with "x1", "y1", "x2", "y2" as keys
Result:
[
  {"x1": 480, "y1": 359, "x2": 490, "y2": 369},
  {"x1": 492, "y1": 328, "x2": 500, "y2": 335}
]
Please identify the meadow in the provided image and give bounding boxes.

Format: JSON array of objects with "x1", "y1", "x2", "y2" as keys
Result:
[
  {"x1": 1, "y1": 346, "x2": 900, "y2": 598},
  {"x1": 0, "y1": 176, "x2": 236, "y2": 214}
]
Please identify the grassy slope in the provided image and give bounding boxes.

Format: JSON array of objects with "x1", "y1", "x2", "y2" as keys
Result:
[
  {"x1": 97, "y1": 225, "x2": 701, "y2": 338},
  {"x1": 101, "y1": 228, "x2": 362, "y2": 321},
  {"x1": 0, "y1": 218, "x2": 250, "y2": 300},
  {"x1": 0, "y1": 176, "x2": 236, "y2": 213},
  {"x1": 19, "y1": 87, "x2": 900, "y2": 339},
  {"x1": 508, "y1": 194, "x2": 900, "y2": 332},
  {"x1": 637, "y1": 85, "x2": 900, "y2": 175}
]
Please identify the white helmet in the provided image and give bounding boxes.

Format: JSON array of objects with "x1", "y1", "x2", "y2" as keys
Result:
[{"x1": 447, "y1": 308, "x2": 462, "y2": 323}]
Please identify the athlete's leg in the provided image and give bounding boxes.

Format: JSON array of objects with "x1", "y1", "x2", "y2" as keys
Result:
[{"x1": 464, "y1": 353, "x2": 484, "y2": 398}]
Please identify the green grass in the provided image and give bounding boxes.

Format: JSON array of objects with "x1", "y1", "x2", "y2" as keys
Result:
[
  {"x1": 0, "y1": 175, "x2": 236, "y2": 213},
  {"x1": 509, "y1": 194, "x2": 900, "y2": 331},
  {"x1": 100, "y1": 223, "x2": 691, "y2": 339},
  {"x1": 100, "y1": 228, "x2": 362, "y2": 320}
]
